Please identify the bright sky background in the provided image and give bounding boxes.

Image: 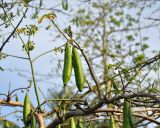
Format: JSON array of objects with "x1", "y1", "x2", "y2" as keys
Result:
[{"x1": 0, "y1": 0, "x2": 160, "y2": 127}]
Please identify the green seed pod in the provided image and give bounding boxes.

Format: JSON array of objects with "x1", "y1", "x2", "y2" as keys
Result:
[
  {"x1": 63, "y1": 42, "x2": 72, "y2": 86},
  {"x1": 56, "y1": 124, "x2": 61, "y2": 128},
  {"x1": 109, "y1": 115, "x2": 116, "y2": 128},
  {"x1": 88, "y1": 122, "x2": 92, "y2": 128},
  {"x1": 128, "y1": 105, "x2": 135, "y2": 128},
  {"x1": 76, "y1": 118, "x2": 83, "y2": 128},
  {"x1": 4, "y1": 120, "x2": 10, "y2": 128},
  {"x1": 69, "y1": 117, "x2": 76, "y2": 128},
  {"x1": 31, "y1": 114, "x2": 36, "y2": 128},
  {"x1": 16, "y1": 95, "x2": 19, "y2": 102},
  {"x1": 123, "y1": 100, "x2": 130, "y2": 128},
  {"x1": 23, "y1": 92, "x2": 31, "y2": 125},
  {"x1": 72, "y1": 47, "x2": 84, "y2": 92}
]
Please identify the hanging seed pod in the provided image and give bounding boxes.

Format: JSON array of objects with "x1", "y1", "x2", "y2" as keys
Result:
[
  {"x1": 56, "y1": 124, "x2": 61, "y2": 128},
  {"x1": 109, "y1": 115, "x2": 116, "y2": 128},
  {"x1": 63, "y1": 42, "x2": 72, "y2": 86},
  {"x1": 72, "y1": 47, "x2": 85, "y2": 92},
  {"x1": 69, "y1": 117, "x2": 76, "y2": 128},
  {"x1": 23, "y1": 92, "x2": 31, "y2": 125},
  {"x1": 128, "y1": 105, "x2": 135, "y2": 128},
  {"x1": 4, "y1": 120, "x2": 10, "y2": 128},
  {"x1": 76, "y1": 118, "x2": 83, "y2": 128},
  {"x1": 123, "y1": 100, "x2": 130, "y2": 128},
  {"x1": 88, "y1": 122, "x2": 92, "y2": 128},
  {"x1": 31, "y1": 114, "x2": 36, "y2": 128}
]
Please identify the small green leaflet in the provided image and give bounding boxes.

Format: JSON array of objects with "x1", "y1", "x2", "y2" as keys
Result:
[{"x1": 62, "y1": 0, "x2": 68, "y2": 10}]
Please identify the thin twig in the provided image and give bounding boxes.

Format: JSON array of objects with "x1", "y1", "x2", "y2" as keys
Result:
[
  {"x1": 32, "y1": 44, "x2": 64, "y2": 62},
  {"x1": 9, "y1": 80, "x2": 32, "y2": 96},
  {"x1": 1, "y1": 52, "x2": 29, "y2": 60},
  {"x1": 0, "y1": 7, "x2": 27, "y2": 52},
  {"x1": 46, "y1": 92, "x2": 160, "y2": 127}
]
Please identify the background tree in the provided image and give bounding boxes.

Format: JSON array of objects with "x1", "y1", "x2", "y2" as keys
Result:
[{"x1": 0, "y1": 0, "x2": 160, "y2": 128}]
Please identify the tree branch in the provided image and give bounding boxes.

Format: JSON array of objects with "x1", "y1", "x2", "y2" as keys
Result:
[
  {"x1": 0, "y1": 8, "x2": 27, "y2": 52},
  {"x1": 46, "y1": 92, "x2": 160, "y2": 127},
  {"x1": 0, "y1": 99, "x2": 23, "y2": 107}
]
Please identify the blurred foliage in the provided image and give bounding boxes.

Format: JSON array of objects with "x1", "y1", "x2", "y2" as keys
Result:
[{"x1": 0, "y1": 0, "x2": 160, "y2": 128}]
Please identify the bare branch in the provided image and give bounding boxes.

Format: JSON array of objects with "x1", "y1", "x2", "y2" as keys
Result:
[
  {"x1": 46, "y1": 92, "x2": 160, "y2": 127},
  {"x1": 0, "y1": 8, "x2": 28, "y2": 52}
]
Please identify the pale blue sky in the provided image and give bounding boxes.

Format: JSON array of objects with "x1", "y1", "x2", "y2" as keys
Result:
[{"x1": 0, "y1": 0, "x2": 160, "y2": 127}]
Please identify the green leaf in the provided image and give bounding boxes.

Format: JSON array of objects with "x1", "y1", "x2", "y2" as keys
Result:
[
  {"x1": 38, "y1": 13, "x2": 56, "y2": 23},
  {"x1": 110, "y1": 15, "x2": 121, "y2": 26},
  {"x1": 23, "y1": 0, "x2": 32, "y2": 6},
  {"x1": 39, "y1": 0, "x2": 42, "y2": 7},
  {"x1": 23, "y1": 40, "x2": 35, "y2": 52},
  {"x1": 141, "y1": 44, "x2": 149, "y2": 51},
  {"x1": 62, "y1": 0, "x2": 68, "y2": 10},
  {"x1": 112, "y1": 81, "x2": 119, "y2": 95},
  {"x1": 84, "y1": 20, "x2": 94, "y2": 25},
  {"x1": 0, "y1": 66, "x2": 4, "y2": 71},
  {"x1": 38, "y1": 14, "x2": 47, "y2": 23},
  {"x1": 46, "y1": 25, "x2": 51, "y2": 30},
  {"x1": 133, "y1": 54, "x2": 145, "y2": 64},
  {"x1": 16, "y1": 95, "x2": 19, "y2": 102},
  {"x1": 92, "y1": 2, "x2": 101, "y2": 8},
  {"x1": 126, "y1": 35, "x2": 134, "y2": 41},
  {"x1": 2, "y1": 120, "x2": 20, "y2": 128}
]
